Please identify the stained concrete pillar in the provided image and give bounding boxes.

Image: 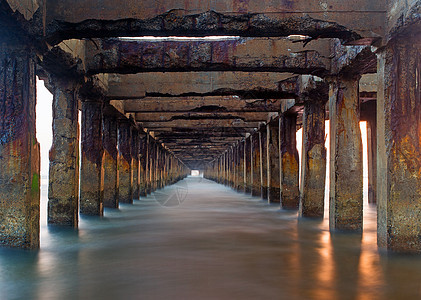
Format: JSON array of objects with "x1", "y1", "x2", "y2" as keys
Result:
[
  {"x1": 102, "y1": 115, "x2": 119, "y2": 208},
  {"x1": 251, "y1": 132, "x2": 261, "y2": 197},
  {"x1": 329, "y1": 75, "x2": 363, "y2": 231},
  {"x1": 259, "y1": 124, "x2": 268, "y2": 200},
  {"x1": 299, "y1": 100, "x2": 327, "y2": 218},
  {"x1": 150, "y1": 141, "x2": 157, "y2": 192},
  {"x1": 267, "y1": 119, "x2": 280, "y2": 203},
  {"x1": 145, "y1": 134, "x2": 151, "y2": 194},
  {"x1": 139, "y1": 135, "x2": 147, "y2": 197},
  {"x1": 155, "y1": 147, "x2": 161, "y2": 189},
  {"x1": 0, "y1": 44, "x2": 40, "y2": 249},
  {"x1": 230, "y1": 146, "x2": 236, "y2": 189},
  {"x1": 48, "y1": 79, "x2": 79, "y2": 226},
  {"x1": 245, "y1": 136, "x2": 252, "y2": 193},
  {"x1": 131, "y1": 128, "x2": 140, "y2": 200},
  {"x1": 279, "y1": 113, "x2": 300, "y2": 209},
  {"x1": 118, "y1": 120, "x2": 133, "y2": 204},
  {"x1": 377, "y1": 33, "x2": 421, "y2": 253},
  {"x1": 236, "y1": 141, "x2": 245, "y2": 192},
  {"x1": 80, "y1": 99, "x2": 104, "y2": 216}
]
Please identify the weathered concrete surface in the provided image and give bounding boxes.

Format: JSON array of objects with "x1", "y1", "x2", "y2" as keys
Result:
[
  {"x1": 251, "y1": 132, "x2": 261, "y2": 197},
  {"x1": 0, "y1": 44, "x2": 40, "y2": 249},
  {"x1": 85, "y1": 38, "x2": 329, "y2": 75},
  {"x1": 267, "y1": 119, "x2": 280, "y2": 203},
  {"x1": 6, "y1": 0, "x2": 39, "y2": 20},
  {"x1": 230, "y1": 146, "x2": 237, "y2": 189},
  {"x1": 103, "y1": 115, "x2": 119, "y2": 208},
  {"x1": 80, "y1": 100, "x2": 104, "y2": 216},
  {"x1": 329, "y1": 76, "x2": 363, "y2": 231},
  {"x1": 139, "y1": 135, "x2": 148, "y2": 197},
  {"x1": 299, "y1": 100, "x2": 326, "y2": 218},
  {"x1": 131, "y1": 128, "x2": 140, "y2": 200},
  {"x1": 145, "y1": 134, "x2": 152, "y2": 194},
  {"x1": 45, "y1": 1, "x2": 384, "y2": 42},
  {"x1": 107, "y1": 72, "x2": 294, "y2": 99},
  {"x1": 48, "y1": 79, "x2": 79, "y2": 226},
  {"x1": 377, "y1": 33, "x2": 421, "y2": 253},
  {"x1": 118, "y1": 120, "x2": 133, "y2": 204},
  {"x1": 140, "y1": 119, "x2": 261, "y2": 129},
  {"x1": 279, "y1": 114, "x2": 299, "y2": 209},
  {"x1": 123, "y1": 97, "x2": 285, "y2": 113},
  {"x1": 236, "y1": 141, "x2": 245, "y2": 192},
  {"x1": 386, "y1": 0, "x2": 420, "y2": 39},
  {"x1": 149, "y1": 141, "x2": 157, "y2": 192},
  {"x1": 244, "y1": 137, "x2": 252, "y2": 193},
  {"x1": 135, "y1": 112, "x2": 270, "y2": 122},
  {"x1": 259, "y1": 125, "x2": 268, "y2": 200}
]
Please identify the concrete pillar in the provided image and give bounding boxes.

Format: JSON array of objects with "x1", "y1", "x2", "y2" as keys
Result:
[
  {"x1": 118, "y1": 120, "x2": 133, "y2": 204},
  {"x1": 139, "y1": 135, "x2": 147, "y2": 197},
  {"x1": 231, "y1": 146, "x2": 236, "y2": 189},
  {"x1": 233, "y1": 145, "x2": 239, "y2": 189},
  {"x1": 279, "y1": 113, "x2": 300, "y2": 209},
  {"x1": 155, "y1": 144, "x2": 161, "y2": 189},
  {"x1": 80, "y1": 99, "x2": 104, "y2": 216},
  {"x1": 0, "y1": 44, "x2": 40, "y2": 249},
  {"x1": 259, "y1": 124, "x2": 268, "y2": 200},
  {"x1": 377, "y1": 33, "x2": 421, "y2": 253},
  {"x1": 329, "y1": 75, "x2": 363, "y2": 231},
  {"x1": 299, "y1": 100, "x2": 327, "y2": 218},
  {"x1": 145, "y1": 134, "x2": 151, "y2": 194},
  {"x1": 102, "y1": 115, "x2": 119, "y2": 208},
  {"x1": 150, "y1": 141, "x2": 157, "y2": 191},
  {"x1": 267, "y1": 119, "x2": 280, "y2": 203},
  {"x1": 245, "y1": 136, "x2": 252, "y2": 193},
  {"x1": 251, "y1": 132, "x2": 261, "y2": 197},
  {"x1": 131, "y1": 128, "x2": 140, "y2": 200},
  {"x1": 236, "y1": 141, "x2": 245, "y2": 192},
  {"x1": 48, "y1": 79, "x2": 79, "y2": 226}
]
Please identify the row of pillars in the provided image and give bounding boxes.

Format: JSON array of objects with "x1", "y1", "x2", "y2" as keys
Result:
[
  {"x1": 50, "y1": 95, "x2": 188, "y2": 224},
  {"x1": 204, "y1": 31, "x2": 421, "y2": 253},
  {"x1": 0, "y1": 42, "x2": 189, "y2": 249}
]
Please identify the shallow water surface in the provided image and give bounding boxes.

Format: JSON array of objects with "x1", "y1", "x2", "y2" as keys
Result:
[{"x1": 1, "y1": 177, "x2": 421, "y2": 299}]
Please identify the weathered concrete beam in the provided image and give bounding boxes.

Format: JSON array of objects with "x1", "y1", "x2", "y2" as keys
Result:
[
  {"x1": 0, "y1": 43, "x2": 40, "y2": 249},
  {"x1": 123, "y1": 97, "x2": 285, "y2": 113},
  {"x1": 139, "y1": 119, "x2": 262, "y2": 129},
  {"x1": 85, "y1": 38, "x2": 330, "y2": 75},
  {"x1": 153, "y1": 127, "x2": 253, "y2": 136},
  {"x1": 386, "y1": 0, "x2": 420, "y2": 40},
  {"x1": 157, "y1": 137, "x2": 241, "y2": 143},
  {"x1": 106, "y1": 72, "x2": 295, "y2": 99},
  {"x1": 330, "y1": 41, "x2": 377, "y2": 76},
  {"x1": 44, "y1": 2, "x2": 384, "y2": 43},
  {"x1": 135, "y1": 112, "x2": 270, "y2": 122}
]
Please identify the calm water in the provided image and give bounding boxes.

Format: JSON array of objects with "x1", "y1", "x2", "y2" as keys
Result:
[{"x1": 1, "y1": 177, "x2": 421, "y2": 300}]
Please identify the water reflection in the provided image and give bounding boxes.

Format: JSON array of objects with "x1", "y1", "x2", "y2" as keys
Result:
[{"x1": 0, "y1": 177, "x2": 421, "y2": 299}]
